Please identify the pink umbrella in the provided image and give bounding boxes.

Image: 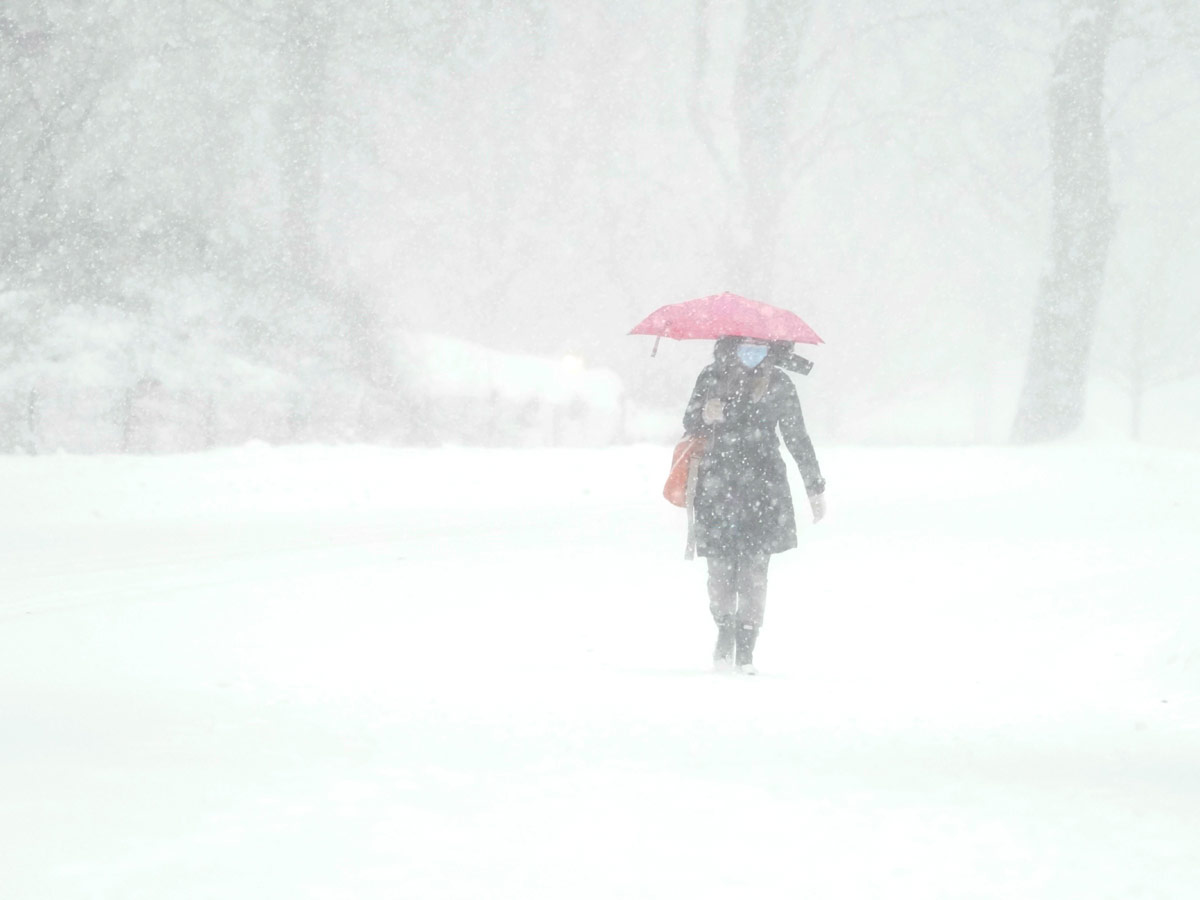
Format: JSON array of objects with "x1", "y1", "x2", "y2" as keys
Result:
[{"x1": 629, "y1": 292, "x2": 824, "y2": 351}]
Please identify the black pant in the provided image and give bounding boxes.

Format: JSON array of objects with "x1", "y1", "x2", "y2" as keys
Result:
[{"x1": 706, "y1": 552, "x2": 770, "y2": 629}]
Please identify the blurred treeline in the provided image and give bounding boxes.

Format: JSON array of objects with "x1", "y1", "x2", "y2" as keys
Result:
[{"x1": 1, "y1": 1, "x2": 1198, "y2": 451}]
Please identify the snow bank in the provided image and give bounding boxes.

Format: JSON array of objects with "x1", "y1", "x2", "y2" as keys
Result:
[
  {"x1": 0, "y1": 289, "x2": 632, "y2": 451},
  {"x1": 399, "y1": 332, "x2": 627, "y2": 446}
]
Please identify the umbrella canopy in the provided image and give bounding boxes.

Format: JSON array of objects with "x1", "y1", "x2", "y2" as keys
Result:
[{"x1": 629, "y1": 292, "x2": 823, "y2": 346}]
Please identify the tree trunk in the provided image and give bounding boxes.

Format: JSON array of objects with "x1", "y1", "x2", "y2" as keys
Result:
[
  {"x1": 728, "y1": 0, "x2": 810, "y2": 297},
  {"x1": 1130, "y1": 375, "x2": 1144, "y2": 441},
  {"x1": 1013, "y1": 0, "x2": 1118, "y2": 442},
  {"x1": 1129, "y1": 306, "x2": 1145, "y2": 441},
  {"x1": 278, "y1": 0, "x2": 330, "y2": 289},
  {"x1": 274, "y1": 1, "x2": 393, "y2": 402}
]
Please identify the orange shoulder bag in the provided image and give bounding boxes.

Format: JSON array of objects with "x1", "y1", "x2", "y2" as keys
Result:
[{"x1": 663, "y1": 434, "x2": 706, "y2": 507}]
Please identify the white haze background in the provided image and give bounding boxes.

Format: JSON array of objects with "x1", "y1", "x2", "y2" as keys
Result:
[
  {"x1": 3, "y1": 0, "x2": 1198, "y2": 448},
  {"x1": 3, "y1": 2, "x2": 1200, "y2": 899}
]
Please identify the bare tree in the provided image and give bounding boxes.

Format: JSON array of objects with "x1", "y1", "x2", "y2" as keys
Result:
[
  {"x1": 690, "y1": 0, "x2": 813, "y2": 297},
  {"x1": 1102, "y1": 209, "x2": 1200, "y2": 439},
  {"x1": 1013, "y1": 0, "x2": 1120, "y2": 442},
  {"x1": 729, "y1": 0, "x2": 811, "y2": 295},
  {"x1": 278, "y1": 0, "x2": 331, "y2": 290},
  {"x1": 1122, "y1": 286, "x2": 1200, "y2": 440}
]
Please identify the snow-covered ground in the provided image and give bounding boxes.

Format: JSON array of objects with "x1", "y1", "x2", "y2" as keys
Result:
[{"x1": 2, "y1": 443, "x2": 1198, "y2": 899}]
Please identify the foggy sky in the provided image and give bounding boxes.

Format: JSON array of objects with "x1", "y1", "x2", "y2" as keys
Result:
[{"x1": 3, "y1": 0, "x2": 1199, "y2": 447}]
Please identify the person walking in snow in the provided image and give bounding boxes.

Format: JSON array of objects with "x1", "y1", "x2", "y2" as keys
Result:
[{"x1": 682, "y1": 336, "x2": 826, "y2": 673}]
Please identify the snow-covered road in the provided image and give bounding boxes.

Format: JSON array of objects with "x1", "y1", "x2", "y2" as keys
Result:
[{"x1": 2, "y1": 444, "x2": 1198, "y2": 898}]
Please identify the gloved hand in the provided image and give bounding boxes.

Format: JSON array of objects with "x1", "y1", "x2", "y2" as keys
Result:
[
  {"x1": 809, "y1": 491, "x2": 826, "y2": 524},
  {"x1": 702, "y1": 398, "x2": 725, "y2": 424}
]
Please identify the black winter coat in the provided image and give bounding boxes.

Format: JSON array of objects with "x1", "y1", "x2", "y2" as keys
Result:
[{"x1": 682, "y1": 349, "x2": 825, "y2": 559}]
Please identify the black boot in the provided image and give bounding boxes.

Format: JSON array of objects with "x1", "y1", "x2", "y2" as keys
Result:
[
  {"x1": 713, "y1": 621, "x2": 736, "y2": 669},
  {"x1": 735, "y1": 624, "x2": 759, "y2": 673}
]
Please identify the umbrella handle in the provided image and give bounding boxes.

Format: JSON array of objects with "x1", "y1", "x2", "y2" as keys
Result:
[{"x1": 651, "y1": 336, "x2": 661, "y2": 357}]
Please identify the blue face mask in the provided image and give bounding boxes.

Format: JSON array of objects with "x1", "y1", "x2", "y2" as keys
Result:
[{"x1": 736, "y1": 343, "x2": 770, "y2": 368}]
